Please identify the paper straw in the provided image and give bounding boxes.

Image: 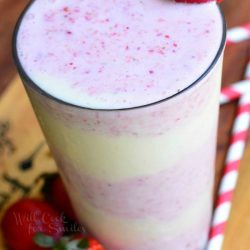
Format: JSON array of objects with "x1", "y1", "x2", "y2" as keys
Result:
[
  {"x1": 207, "y1": 61, "x2": 250, "y2": 250},
  {"x1": 220, "y1": 80, "x2": 250, "y2": 105},
  {"x1": 227, "y1": 23, "x2": 250, "y2": 45}
]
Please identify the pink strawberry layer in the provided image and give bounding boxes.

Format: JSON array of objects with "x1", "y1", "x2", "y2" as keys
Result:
[
  {"x1": 51, "y1": 130, "x2": 216, "y2": 250},
  {"x1": 55, "y1": 133, "x2": 215, "y2": 220}
]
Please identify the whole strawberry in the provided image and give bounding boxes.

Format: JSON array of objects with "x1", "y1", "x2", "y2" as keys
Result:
[
  {"x1": 1, "y1": 198, "x2": 64, "y2": 250},
  {"x1": 42, "y1": 173, "x2": 77, "y2": 221}
]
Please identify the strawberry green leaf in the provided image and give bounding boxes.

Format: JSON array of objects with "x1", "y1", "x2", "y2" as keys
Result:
[
  {"x1": 33, "y1": 232, "x2": 56, "y2": 247},
  {"x1": 53, "y1": 238, "x2": 68, "y2": 250},
  {"x1": 77, "y1": 239, "x2": 89, "y2": 249}
]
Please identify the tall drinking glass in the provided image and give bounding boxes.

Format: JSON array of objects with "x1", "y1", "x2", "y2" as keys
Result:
[{"x1": 13, "y1": 0, "x2": 226, "y2": 249}]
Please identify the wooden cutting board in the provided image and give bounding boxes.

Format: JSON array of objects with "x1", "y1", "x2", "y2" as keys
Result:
[{"x1": 0, "y1": 76, "x2": 249, "y2": 249}]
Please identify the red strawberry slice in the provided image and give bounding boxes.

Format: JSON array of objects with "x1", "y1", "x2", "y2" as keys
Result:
[
  {"x1": 1, "y1": 198, "x2": 64, "y2": 250},
  {"x1": 175, "y1": 0, "x2": 223, "y2": 3}
]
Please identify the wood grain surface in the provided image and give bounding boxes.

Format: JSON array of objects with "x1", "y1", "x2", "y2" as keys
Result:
[{"x1": 0, "y1": 0, "x2": 250, "y2": 249}]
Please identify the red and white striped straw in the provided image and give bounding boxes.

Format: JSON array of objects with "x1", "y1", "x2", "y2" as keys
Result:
[
  {"x1": 220, "y1": 80, "x2": 250, "y2": 105},
  {"x1": 207, "y1": 61, "x2": 250, "y2": 250},
  {"x1": 227, "y1": 23, "x2": 250, "y2": 45}
]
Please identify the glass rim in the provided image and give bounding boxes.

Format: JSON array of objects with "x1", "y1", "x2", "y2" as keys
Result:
[{"x1": 12, "y1": 1, "x2": 227, "y2": 112}]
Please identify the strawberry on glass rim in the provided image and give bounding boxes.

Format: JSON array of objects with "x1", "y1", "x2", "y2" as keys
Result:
[{"x1": 175, "y1": 0, "x2": 223, "y2": 3}]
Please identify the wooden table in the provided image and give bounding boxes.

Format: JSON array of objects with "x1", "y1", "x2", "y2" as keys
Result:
[{"x1": 0, "y1": 1, "x2": 250, "y2": 249}]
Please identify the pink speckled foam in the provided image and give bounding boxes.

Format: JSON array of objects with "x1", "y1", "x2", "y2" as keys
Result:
[{"x1": 17, "y1": 0, "x2": 222, "y2": 109}]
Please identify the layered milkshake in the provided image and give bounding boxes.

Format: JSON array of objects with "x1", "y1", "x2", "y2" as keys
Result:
[{"x1": 14, "y1": 0, "x2": 226, "y2": 249}]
